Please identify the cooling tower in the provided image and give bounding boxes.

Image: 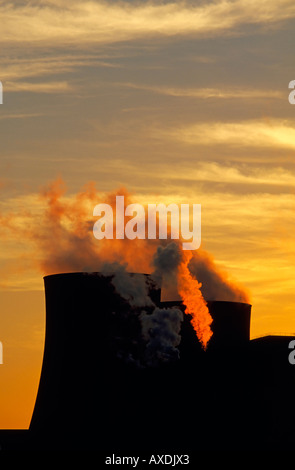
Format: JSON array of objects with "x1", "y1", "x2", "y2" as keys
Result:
[
  {"x1": 207, "y1": 300, "x2": 251, "y2": 348},
  {"x1": 29, "y1": 272, "x2": 161, "y2": 450},
  {"x1": 3, "y1": 271, "x2": 295, "y2": 451},
  {"x1": 161, "y1": 299, "x2": 251, "y2": 351},
  {"x1": 29, "y1": 273, "x2": 251, "y2": 449}
]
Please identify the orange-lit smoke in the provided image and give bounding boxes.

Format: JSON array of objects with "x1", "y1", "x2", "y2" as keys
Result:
[
  {"x1": 178, "y1": 251, "x2": 213, "y2": 349},
  {"x1": 0, "y1": 178, "x2": 159, "y2": 276},
  {"x1": 27, "y1": 178, "x2": 158, "y2": 275},
  {"x1": 188, "y1": 249, "x2": 250, "y2": 304},
  {"x1": 0, "y1": 178, "x2": 250, "y2": 349}
]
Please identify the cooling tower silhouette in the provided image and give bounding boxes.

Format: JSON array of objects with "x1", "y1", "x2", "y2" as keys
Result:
[
  {"x1": 161, "y1": 299, "x2": 251, "y2": 352},
  {"x1": 30, "y1": 272, "x2": 160, "y2": 449},
  {"x1": 29, "y1": 272, "x2": 251, "y2": 450},
  {"x1": 207, "y1": 300, "x2": 251, "y2": 347}
]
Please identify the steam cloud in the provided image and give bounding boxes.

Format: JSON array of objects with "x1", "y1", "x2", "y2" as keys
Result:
[
  {"x1": 188, "y1": 250, "x2": 250, "y2": 303},
  {"x1": 101, "y1": 260, "x2": 184, "y2": 368},
  {"x1": 152, "y1": 242, "x2": 182, "y2": 286},
  {"x1": 141, "y1": 307, "x2": 183, "y2": 367},
  {"x1": 102, "y1": 261, "x2": 154, "y2": 308},
  {"x1": 0, "y1": 177, "x2": 249, "y2": 304},
  {"x1": 0, "y1": 178, "x2": 250, "y2": 353}
]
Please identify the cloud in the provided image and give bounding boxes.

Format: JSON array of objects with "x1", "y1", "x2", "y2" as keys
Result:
[
  {"x1": 99, "y1": 155, "x2": 295, "y2": 193},
  {"x1": 164, "y1": 162, "x2": 295, "y2": 188},
  {"x1": 0, "y1": 54, "x2": 120, "y2": 88},
  {"x1": 4, "y1": 81, "x2": 73, "y2": 93},
  {"x1": 163, "y1": 119, "x2": 295, "y2": 150},
  {"x1": 1, "y1": 0, "x2": 295, "y2": 47},
  {"x1": 0, "y1": 113, "x2": 45, "y2": 120},
  {"x1": 121, "y1": 83, "x2": 284, "y2": 100}
]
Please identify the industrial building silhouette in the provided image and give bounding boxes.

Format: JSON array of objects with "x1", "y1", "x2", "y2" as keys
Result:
[{"x1": 0, "y1": 272, "x2": 295, "y2": 450}]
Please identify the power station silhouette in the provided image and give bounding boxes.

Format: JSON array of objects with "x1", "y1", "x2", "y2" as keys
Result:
[{"x1": 0, "y1": 271, "x2": 295, "y2": 450}]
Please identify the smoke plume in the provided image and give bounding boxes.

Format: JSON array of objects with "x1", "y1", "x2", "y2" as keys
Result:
[
  {"x1": 101, "y1": 261, "x2": 154, "y2": 308},
  {"x1": 178, "y1": 250, "x2": 213, "y2": 349},
  {"x1": 188, "y1": 250, "x2": 250, "y2": 303},
  {"x1": 100, "y1": 260, "x2": 184, "y2": 367},
  {"x1": 0, "y1": 177, "x2": 250, "y2": 351},
  {"x1": 141, "y1": 307, "x2": 183, "y2": 367}
]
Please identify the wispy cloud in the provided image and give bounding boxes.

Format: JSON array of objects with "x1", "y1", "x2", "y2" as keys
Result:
[
  {"x1": 1, "y1": 0, "x2": 295, "y2": 47},
  {"x1": 121, "y1": 83, "x2": 284, "y2": 100},
  {"x1": 4, "y1": 80, "x2": 73, "y2": 93},
  {"x1": 0, "y1": 55, "x2": 120, "y2": 82},
  {"x1": 0, "y1": 113, "x2": 45, "y2": 120},
  {"x1": 164, "y1": 161, "x2": 295, "y2": 187},
  {"x1": 163, "y1": 119, "x2": 295, "y2": 150},
  {"x1": 105, "y1": 158, "x2": 295, "y2": 190}
]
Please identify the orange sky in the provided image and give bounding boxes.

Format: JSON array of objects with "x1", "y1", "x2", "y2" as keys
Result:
[{"x1": 1, "y1": 0, "x2": 295, "y2": 429}]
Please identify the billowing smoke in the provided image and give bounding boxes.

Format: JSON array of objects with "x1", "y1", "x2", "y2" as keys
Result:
[
  {"x1": 0, "y1": 178, "x2": 158, "y2": 275},
  {"x1": 152, "y1": 241, "x2": 182, "y2": 287},
  {"x1": 100, "y1": 260, "x2": 184, "y2": 368},
  {"x1": 141, "y1": 307, "x2": 183, "y2": 367},
  {"x1": 101, "y1": 261, "x2": 154, "y2": 308},
  {"x1": 151, "y1": 242, "x2": 213, "y2": 349},
  {"x1": 0, "y1": 177, "x2": 250, "y2": 352},
  {"x1": 188, "y1": 250, "x2": 250, "y2": 303},
  {"x1": 0, "y1": 176, "x2": 249, "y2": 303}
]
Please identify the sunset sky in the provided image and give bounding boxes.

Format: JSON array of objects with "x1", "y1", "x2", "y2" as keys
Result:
[{"x1": 0, "y1": 0, "x2": 295, "y2": 428}]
